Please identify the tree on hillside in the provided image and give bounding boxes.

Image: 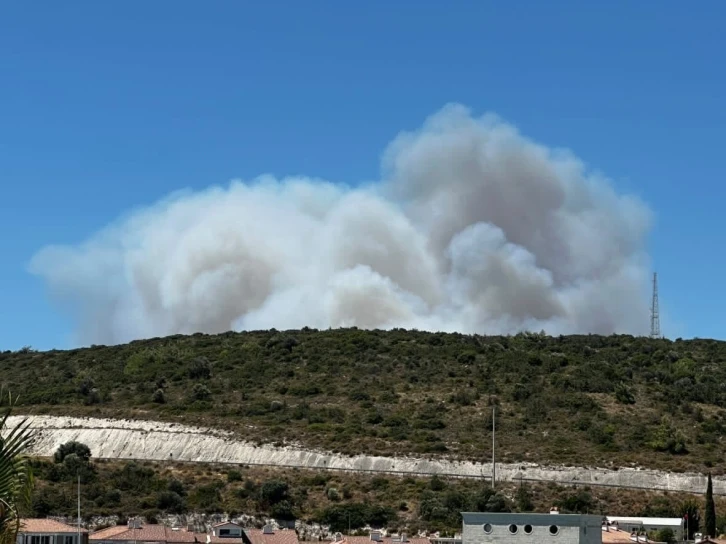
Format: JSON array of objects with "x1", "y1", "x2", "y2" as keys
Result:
[
  {"x1": 53, "y1": 441, "x2": 94, "y2": 482},
  {"x1": 515, "y1": 484, "x2": 534, "y2": 512},
  {"x1": 681, "y1": 499, "x2": 701, "y2": 541},
  {"x1": 705, "y1": 473, "x2": 716, "y2": 537},
  {"x1": 0, "y1": 392, "x2": 36, "y2": 544},
  {"x1": 54, "y1": 441, "x2": 91, "y2": 464}
]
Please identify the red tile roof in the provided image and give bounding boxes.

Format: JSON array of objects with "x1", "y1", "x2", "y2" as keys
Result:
[
  {"x1": 208, "y1": 537, "x2": 244, "y2": 544},
  {"x1": 334, "y1": 537, "x2": 428, "y2": 544},
  {"x1": 601, "y1": 529, "x2": 635, "y2": 544},
  {"x1": 90, "y1": 525, "x2": 206, "y2": 543},
  {"x1": 20, "y1": 520, "x2": 89, "y2": 534},
  {"x1": 244, "y1": 529, "x2": 299, "y2": 544},
  {"x1": 601, "y1": 529, "x2": 680, "y2": 544},
  {"x1": 89, "y1": 527, "x2": 130, "y2": 540}
]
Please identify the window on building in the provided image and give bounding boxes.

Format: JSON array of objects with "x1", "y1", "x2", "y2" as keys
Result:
[
  {"x1": 549, "y1": 525, "x2": 559, "y2": 536},
  {"x1": 524, "y1": 525, "x2": 533, "y2": 534},
  {"x1": 482, "y1": 524, "x2": 492, "y2": 534},
  {"x1": 64, "y1": 535, "x2": 75, "y2": 544},
  {"x1": 508, "y1": 525, "x2": 518, "y2": 534},
  {"x1": 219, "y1": 530, "x2": 230, "y2": 536}
]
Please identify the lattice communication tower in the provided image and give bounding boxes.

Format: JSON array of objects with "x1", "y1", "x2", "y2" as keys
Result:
[{"x1": 650, "y1": 272, "x2": 661, "y2": 339}]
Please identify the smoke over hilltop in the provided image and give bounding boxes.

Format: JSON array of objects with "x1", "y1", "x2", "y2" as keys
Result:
[{"x1": 30, "y1": 104, "x2": 653, "y2": 346}]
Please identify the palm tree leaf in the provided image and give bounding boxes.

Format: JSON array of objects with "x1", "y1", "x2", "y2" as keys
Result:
[{"x1": 0, "y1": 391, "x2": 36, "y2": 544}]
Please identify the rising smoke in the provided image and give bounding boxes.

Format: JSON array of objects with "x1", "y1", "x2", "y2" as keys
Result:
[{"x1": 30, "y1": 104, "x2": 653, "y2": 345}]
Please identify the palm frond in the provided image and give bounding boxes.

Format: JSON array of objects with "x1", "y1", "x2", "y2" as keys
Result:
[{"x1": 0, "y1": 391, "x2": 36, "y2": 544}]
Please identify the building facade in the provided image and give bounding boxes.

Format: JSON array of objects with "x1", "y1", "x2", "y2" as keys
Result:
[
  {"x1": 605, "y1": 517, "x2": 683, "y2": 541},
  {"x1": 462, "y1": 512, "x2": 603, "y2": 544},
  {"x1": 211, "y1": 523, "x2": 243, "y2": 539},
  {"x1": 17, "y1": 519, "x2": 89, "y2": 544}
]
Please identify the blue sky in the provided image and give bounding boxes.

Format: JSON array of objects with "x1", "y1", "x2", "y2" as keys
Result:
[{"x1": 1, "y1": 1, "x2": 724, "y2": 351}]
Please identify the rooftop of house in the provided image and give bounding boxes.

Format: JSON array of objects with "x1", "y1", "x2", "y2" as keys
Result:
[
  {"x1": 89, "y1": 525, "x2": 206, "y2": 543},
  {"x1": 330, "y1": 534, "x2": 429, "y2": 544},
  {"x1": 244, "y1": 528, "x2": 299, "y2": 544},
  {"x1": 90, "y1": 523, "x2": 298, "y2": 544},
  {"x1": 462, "y1": 511, "x2": 603, "y2": 527},
  {"x1": 601, "y1": 528, "x2": 645, "y2": 543},
  {"x1": 208, "y1": 536, "x2": 244, "y2": 544},
  {"x1": 20, "y1": 519, "x2": 89, "y2": 534},
  {"x1": 605, "y1": 517, "x2": 683, "y2": 527},
  {"x1": 88, "y1": 527, "x2": 129, "y2": 540}
]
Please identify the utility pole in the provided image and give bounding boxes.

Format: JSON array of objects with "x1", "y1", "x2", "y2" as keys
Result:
[
  {"x1": 650, "y1": 272, "x2": 661, "y2": 339},
  {"x1": 491, "y1": 406, "x2": 496, "y2": 489},
  {"x1": 77, "y1": 474, "x2": 81, "y2": 544}
]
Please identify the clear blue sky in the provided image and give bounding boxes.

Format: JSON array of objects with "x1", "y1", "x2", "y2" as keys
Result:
[{"x1": 1, "y1": 1, "x2": 724, "y2": 351}]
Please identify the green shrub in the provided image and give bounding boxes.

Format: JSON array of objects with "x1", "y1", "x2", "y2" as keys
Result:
[
  {"x1": 227, "y1": 470, "x2": 243, "y2": 482},
  {"x1": 191, "y1": 383, "x2": 211, "y2": 402},
  {"x1": 614, "y1": 382, "x2": 636, "y2": 404}
]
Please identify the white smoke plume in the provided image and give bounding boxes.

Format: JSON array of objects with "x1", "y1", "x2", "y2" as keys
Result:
[{"x1": 30, "y1": 104, "x2": 653, "y2": 346}]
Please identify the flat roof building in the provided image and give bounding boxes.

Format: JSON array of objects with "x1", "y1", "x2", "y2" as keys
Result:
[
  {"x1": 462, "y1": 512, "x2": 603, "y2": 544},
  {"x1": 604, "y1": 517, "x2": 683, "y2": 541}
]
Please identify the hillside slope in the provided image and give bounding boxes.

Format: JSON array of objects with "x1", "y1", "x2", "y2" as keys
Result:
[
  {"x1": 27, "y1": 457, "x2": 725, "y2": 535},
  {"x1": 6, "y1": 414, "x2": 726, "y2": 495},
  {"x1": 2, "y1": 329, "x2": 726, "y2": 473}
]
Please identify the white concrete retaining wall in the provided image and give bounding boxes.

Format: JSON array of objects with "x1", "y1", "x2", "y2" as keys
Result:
[{"x1": 4, "y1": 415, "x2": 722, "y2": 495}]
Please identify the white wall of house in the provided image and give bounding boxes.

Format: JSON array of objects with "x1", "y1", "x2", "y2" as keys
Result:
[
  {"x1": 213, "y1": 524, "x2": 243, "y2": 538},
  {"x1": 462, "y1": 513, "x2": 603, "y2": 544}
]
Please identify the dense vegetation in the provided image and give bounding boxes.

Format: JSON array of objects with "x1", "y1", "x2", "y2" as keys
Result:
[
  {"x1": 22, "y1": 454, "x2": 726, "y2": 537},
  {"x1": 2, "y1": 329, "x2": 726, "y2": 472}
]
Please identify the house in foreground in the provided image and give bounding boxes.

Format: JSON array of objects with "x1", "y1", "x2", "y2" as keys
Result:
[
  {"x1": 694, "y1": 535, "x2": 726, "y2": 544},
  {"x1": 243, "y1": 526, "x2": 299, "y2": 544},
  {"x1": 601, "y1": 523, "x2": 651, "y2": 543},
  {"x1": 17, "y1": 519, "x2": 89, "y2": 544},
  {"x1": 210, "y1": 523, "x2": 243, "y2": 541},
  {"x1": 330, "y1": 532, "x2": 429, "y2": 544},
  {"x1": 462, "y1": 511, "x2": 603, "y2": 544},
  {"x1": 605, "y1": 517, "x2": 683, "y2": 542},
  {"x1": 90, "y1": 520, "x2": 298, "y2": 544},
  {"x1": 89, "y1": 520, "x2": 207, "y2": 544}
]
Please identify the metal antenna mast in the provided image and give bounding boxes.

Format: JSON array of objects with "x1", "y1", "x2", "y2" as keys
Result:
[
  {"x1": 77, "y1": 474, "x2": 81, "y2": 544},
  {"x1": 650, "y1": 272, "x2": 661, "y2": 339},
  {"x1": 491, "y1": 406, "x2": 496, "y2": 489}
]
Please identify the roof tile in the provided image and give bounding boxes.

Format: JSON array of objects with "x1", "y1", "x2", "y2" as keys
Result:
[
  {"x1": 90, "y1": 526, "x2": 206, "y2": 543},
  {"x1": 244, "y1": 528, "x2": 299, "y2": 544},
  {"x1": 20, "y1": 520, "x2": 88, "y2": 534}
]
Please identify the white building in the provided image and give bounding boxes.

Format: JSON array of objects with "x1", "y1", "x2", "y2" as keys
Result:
[
  {"x1": 211, "y1": 523, "x2": 244, "y2": 539},
  {"x1": 462, "y1": 511, "x2": 603, "y2": 544},
  {"x1": 605, "y1": 517, "x2": 683, "y2": 541}
]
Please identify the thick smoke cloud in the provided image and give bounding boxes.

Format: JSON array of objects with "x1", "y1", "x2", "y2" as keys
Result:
[{"x1": 30, "y1": 104, "x2": 653, "y2": 345}]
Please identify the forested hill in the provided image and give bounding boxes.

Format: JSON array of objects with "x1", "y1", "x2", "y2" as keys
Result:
[{"x1": 2, "y1": 329, "x2": 726, "y2": 473}]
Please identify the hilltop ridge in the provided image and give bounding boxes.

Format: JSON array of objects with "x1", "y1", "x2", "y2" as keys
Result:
[{"x1": 2, "y1": 328, "x2": 726, "y2": 473}]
